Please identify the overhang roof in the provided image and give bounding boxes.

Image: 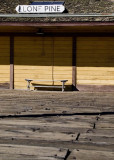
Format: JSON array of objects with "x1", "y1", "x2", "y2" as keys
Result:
[
  {"x1": 0, "y1": 22, "x2": 114, "y2": 35},
  {"x1": 0, "y1": 0, "x2": 114, "y2": 22}
]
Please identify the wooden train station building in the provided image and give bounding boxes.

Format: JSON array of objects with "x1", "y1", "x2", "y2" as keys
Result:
[{"x1": 0, "y1": 0, "x2": 114, "y2": 91}]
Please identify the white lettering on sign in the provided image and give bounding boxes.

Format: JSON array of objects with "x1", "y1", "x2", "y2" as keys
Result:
[{"x1": 16, "y1": 5, "x2": 65, "y2": 13}]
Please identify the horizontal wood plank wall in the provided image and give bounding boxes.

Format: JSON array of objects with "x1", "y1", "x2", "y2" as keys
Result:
[
  {"x1": 53, "y1": 37, "x2": 72, "y2": 87},
  {"x1": 0, "y1": 37, "x2": 10, "y2": 88},
  {"x1": 14, "y1": 37, "x2": 53, "y2": 89},
  {"x1": 14, "y1": 37, "x2": 72, "y2": 89},
  {"x1": 76, "y1": 37, "x2": 114, "y2": 85}
]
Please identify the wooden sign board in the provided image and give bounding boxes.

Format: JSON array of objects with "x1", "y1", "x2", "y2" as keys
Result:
[{"x1": 16, "y1": 1, "x2": 65, "y2": 14}]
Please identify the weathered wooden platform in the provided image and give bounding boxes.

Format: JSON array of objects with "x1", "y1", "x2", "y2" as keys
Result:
[{"x1": 0, "y1": 90, "x2": 114, "y2": 159}]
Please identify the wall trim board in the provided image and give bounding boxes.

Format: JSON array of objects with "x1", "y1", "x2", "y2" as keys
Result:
[
  {"x1": 0, "y1": 33, "x2": 114, "y2": 37},
  {"x1": 72, "y1": 37, "x2": 77, "y2": 91},
  {"x1": 0, "y1": 22, "x2": 114, "y2": 27},
  {"x1": 10, "y1": 36, "x2": 14, "y2": 89}
]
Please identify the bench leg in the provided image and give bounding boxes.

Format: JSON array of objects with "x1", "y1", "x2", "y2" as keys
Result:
[
  {"x1": 27, "y1": 81, "x2": 31, "y2": 90},
  {"x1": 62, "y1": 82, "x2": 65, "y2": 92}
]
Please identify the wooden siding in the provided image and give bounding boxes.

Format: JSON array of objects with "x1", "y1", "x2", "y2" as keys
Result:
[
  {"x1": 53, "y1": 37, "x2": 72, "y2": 86},
  {"x1": 0, "y1": 37, "x2": 10, "y2": 87},
  {"x1": 76, "y1": 37, "x2": 114, "y2": 85},
  {"x1": 0, "y1": 23, "x2": 114, "y2": 34},
  {"x1": 14, "y1": 37, "x2": 72, "y2": 89}
]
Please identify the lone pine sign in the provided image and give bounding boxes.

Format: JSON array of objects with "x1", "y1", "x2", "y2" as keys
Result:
[{"x1": 16, "y1": 1, "x2": 65, "y2": 13}]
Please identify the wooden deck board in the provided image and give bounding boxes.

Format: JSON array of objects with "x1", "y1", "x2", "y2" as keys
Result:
[
  {"x1": 67, "y1": 149, "x2": 114, "y2": 160},
  {"x1": 0, "y1": 90, "x2": 114, "y2": 159},
  {"x1": 0, "y1": 90, "x2": 114, "y2": 116},
  {"x1": 0, "y1": 144, "x2": 68, "y2": 160}
]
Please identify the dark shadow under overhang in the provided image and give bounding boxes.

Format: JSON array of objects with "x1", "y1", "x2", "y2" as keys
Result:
[{"x1": 0, "y1": 22, "x2": 114, "y2": 35}]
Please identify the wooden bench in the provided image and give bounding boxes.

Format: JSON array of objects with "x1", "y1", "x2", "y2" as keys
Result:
[{"x1": 25, "y1": 79, "x2": 68, "y2": 92}]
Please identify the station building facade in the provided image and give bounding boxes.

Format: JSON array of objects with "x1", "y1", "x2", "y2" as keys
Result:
[{"x1": 0, "y1": 0, "x2": 114, "y2": 91}]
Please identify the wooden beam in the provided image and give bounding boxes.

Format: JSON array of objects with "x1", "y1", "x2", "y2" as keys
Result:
[
  {"x1": 10, "y1": 36, "x2": 14, "y2": 90},
  {"x1": 0, "y1": 32, "x2": 114, "y2": 37},
  {"x1": 0, "y1": 22, "x2": 114, "y2": 27},
  {"x1": 72, "y1": 37, "x2": 76, "y2": 91}
]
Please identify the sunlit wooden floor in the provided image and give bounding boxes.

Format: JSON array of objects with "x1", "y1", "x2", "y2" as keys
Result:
[{"x1": 0, "y1": 90, "x2": 114, "y2": 160}]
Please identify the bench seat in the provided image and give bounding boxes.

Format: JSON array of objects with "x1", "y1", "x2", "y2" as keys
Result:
[
  {"x1": 32, "y1": 85, "x2": 65, "y2": 89},
  {"x1": 25, "y1": 79, "x2": 68, "y2": 92}
]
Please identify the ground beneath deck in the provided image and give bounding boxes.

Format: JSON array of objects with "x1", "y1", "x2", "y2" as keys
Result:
[{"x1": 0, "y1": 90, "x2": 114, "y2": 160}]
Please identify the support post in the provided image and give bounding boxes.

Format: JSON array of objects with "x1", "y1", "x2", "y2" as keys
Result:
[
  {"x1": 72, "y1": 37, "x2": 76, "y2": 91},
  {"x1": 10, "y1": 36, "x2": 14, "y2": 89}
]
